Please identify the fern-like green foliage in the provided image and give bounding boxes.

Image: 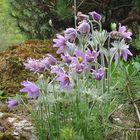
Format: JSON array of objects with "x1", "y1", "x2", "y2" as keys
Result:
[
  {"x1": 9, "y1": 0, "x2": 73, "y2": 39},
  {"x1": 0, "y1": 0, "x2": 26, "y2": 51}
]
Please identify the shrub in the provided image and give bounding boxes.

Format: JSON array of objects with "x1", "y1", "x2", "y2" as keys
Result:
[
  {"x1": 9, "y1": 0, "x2": 74, "y2": 39},
  {"x1": 0, "y1": 0, "x2": 26, "y2": 51}
]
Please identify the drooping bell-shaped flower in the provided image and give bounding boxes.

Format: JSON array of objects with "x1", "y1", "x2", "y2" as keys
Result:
[
  {"x1": 75, "y1": 63, "x2": 85, "y2": 74},
  {"x1": 85, "y1": 49, "x2": 98, "y2": 63},
  {"x1": 51, "y1": 65, "x2": 64, "y2": 76},
  {"x1": 20, "y1": 81, "x2": 39, "y2": 99},
  {"x1": 64, "y1": 28, "x2": 77, "y2": 43},
  {"x1": 7, "y1": 99, "x2": 18, "y2": 109},
  {"x1": 89, "y1": 11, "x2": 101, "y2": 22},
  {"x1": 47, "y1": 54, "x2": 57, "y2": 65},
  {"x1": 56, "y1": 73, "x2": 71, "y2": 90},
  {"x1": 91, "y1": 68, "x2": 104, "y2": 81},
  {"x1": 61, "y1": 54, "x2": 72, "y2": 64},
  {"x1": 24, "y1": 58, "x2": 38, "y2": 72},
  {"x1": 77, "y1": 11, "x2": 89, "y2": 21},
  {"x1": 121, "y1": 45, "x2": 133, "y2": 61},
  {"x1": 78, "y1": 20, "x2": 90, "y2": 34},
  {"x1": 111, "y1": 40, "x2": 133, "y2": 61}
]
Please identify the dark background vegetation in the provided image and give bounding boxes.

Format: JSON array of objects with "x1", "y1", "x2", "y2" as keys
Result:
[
  {"x1": 7, "y1": 0, "x2": 140, "y2": 53},
  {"x1": 8, "y1": 0, "x2": 140, "y2": 38}
]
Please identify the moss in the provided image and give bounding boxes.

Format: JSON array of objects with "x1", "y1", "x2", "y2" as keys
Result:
[{"x1": 0, "y1": 39, "x2": 60, "y2": 96}]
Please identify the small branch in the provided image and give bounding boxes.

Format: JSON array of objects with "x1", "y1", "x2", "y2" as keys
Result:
[
  {"x1": 111, "y1": 4, "x2": 133, "y2": 11},
  {"x1": 126, "y1": 81, "x2": 140, "y2": 124},
  {"x1": 121, "y1": 15, "x2": 140, "y2": 25},
  {"x1": 106, "y1": 123, "x2": 140, "y2": 131},
  {"x1": 77, "y1": 0, "x2": 85, "y2": 8},
  {"x1": 74, "y1": 0, "x2": 77, "y2": 28}
]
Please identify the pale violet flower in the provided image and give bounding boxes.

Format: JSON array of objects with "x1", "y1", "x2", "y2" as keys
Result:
[
  {"x1": 118, "y1": 23, "x2": 132, "y2": 40},
  {"x1": 24, "y1": 58, "x2": 46, "y2": 73},
  {"x1": 61, "y1": 54, "x2": 72, "y2": 64},
  {"x1": 78, "y1": 20, "x2": 90, "y2": 34},
  {"x1": 64, "y1": 28, "x2": 77, "y2": 43},
  {"x1": 77, "y1": 12, "x2": 89, "y2": 21},
  {"x1": 89, "y1": 11, "x2": 101, "y2": 22},
  {"x1": 110, "y1": 24, "x2": 132, "y2": 40},
  {"x1": 111, "y1": 40, "x2": 133, "y2": 61},
  {"x1": 47, "y1": 54, "x2": 57, "y2": 65},
  {"x1": 74, "y1": 50, "x2": 86, "y2": 64},
  {"x1": 56, "y1": 73, "x2": 71, "y2": 90},
  {"x1": 7, "y1": 99, "x2": 18, "y2": 109},
  {"x1": 75, "y1": 63, "x2": 85, "y2": 74},
  {"x1": 91, "y1": 68, "x2": 104, "y2": 80},
  {"x1": 20, "y1": 81, "x2": 39, "y2": 99},
  {"x1": 53, "y1": 34, "x2": 66, "y2": 54},
  {"x1": 85, "y1": 49, "x2": 98, "y2": 63}
]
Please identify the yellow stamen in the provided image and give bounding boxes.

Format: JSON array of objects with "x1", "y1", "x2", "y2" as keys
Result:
[{"x1": 77, "y1": 57, "x2": 83, "y2": 63}]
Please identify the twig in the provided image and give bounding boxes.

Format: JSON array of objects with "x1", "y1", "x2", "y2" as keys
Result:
[
  {"x1": 77, "y1": 0, "x2": 85, "y2": 8},
  {"x1": 74, "y1": 0, "x2": 77, "y2": 28},
  {"x1": 126, "y1": 81, "x2": 140, "y2": 124},
  {"x1": 105, "y1": 123, "x2": 140, "y2": 131},
  {"x1": 111, "y1": 4, "x2": 133, "y2": 11}
]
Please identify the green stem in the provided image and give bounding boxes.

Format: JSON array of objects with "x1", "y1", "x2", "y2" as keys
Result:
[
  {"x1": 101, "y1": 52, "x2": 105, "y2": 94},
  {"x1": 74, "y1": 0, "x2": 77, "y2": 28}
]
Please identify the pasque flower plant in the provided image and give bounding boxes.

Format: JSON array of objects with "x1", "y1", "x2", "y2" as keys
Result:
[{"x1": 8, "y1": 10, "x2": 133, "y2": 140}]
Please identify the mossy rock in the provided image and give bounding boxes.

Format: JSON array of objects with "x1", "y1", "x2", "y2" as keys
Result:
[{"x1": 0, "y1": 39, "x2": 59, "y2": 96}]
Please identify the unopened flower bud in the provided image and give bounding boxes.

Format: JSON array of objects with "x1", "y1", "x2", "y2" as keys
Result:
[{"x1": 111, "y1": 23, "x2": 117, "y2": 31}]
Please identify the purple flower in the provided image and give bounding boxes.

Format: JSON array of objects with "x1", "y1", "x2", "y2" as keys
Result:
[
  {"x1": 111, "y1": 43, "x2": 133, "y2": 61},
  {"x1": 24, "y1": 58, "x2": 41, "y2": 72},
  {"x1": 85, "y1": 49, "x2": 98, "y2": 62},
  {"x1": 114, "y1": 45, "x2": 133, "y2": 61},
  {"x1": 61, "y1": 54, "x2": 72, "y2": 64},
  {"x1": 51, "y1": 66, "x2": 64, "y2": 76},
  {"x1": 47, "y1": 54, "x2": 57, "y2": 65},
  {"x1": 41, "y1": 57, "x2": 51, "y2": 70},
  {"x1": 20, "y1": 81, "x2": 39, "y2": 99},
  {"x1": 77, "y1": 12, "x2": 89, "y2": 21},
  {"x1": 53, "y1": 34, "x2": 66, "y2": 54},
  {"x1": 78, "y1": 20, "x2": 90, "y2": 34},
  {"x1": 75, "y1": 63, "x2": 85, "y2": 74},
  {"x1": 74, "y1": 50, "x2": 86, "y2": 64},
  {"x1": 7, "y1": 99, "x2": 18, "y2": 109},
  {"x1": 91, "y1": 68, "x2": 104, "y2": 80},
  {"x1": 121, "y1": 46, "x2": 133, "y2": 61},
  {"x1": 64, "y1": 28, "x2": 77, "y2": 43},
  {"x1": 118, "y1": 23, "x2": 132, "y2": 40},
  {"x1": 56, "y1": 73, "x2": 71, "y2": 90},
  {"x1": 89, "y1": 11, "x2": 101, "y2": 22},
  {"x1": 24, "y1": 58, "x2": 50, "y2": 73}
]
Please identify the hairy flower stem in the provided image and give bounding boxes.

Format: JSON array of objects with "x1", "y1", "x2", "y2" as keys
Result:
[
  {"x1": 76, "y1": 77, "x2": 80, "y2": 120},
  {"x1": 53, "y1": 85, "x2": 60, "y2": 139},
  {"x1": 42, "y1": 91, "x2": 53, "y2": 139},
  {"x1": 107, "y1": 60, "x2": 111, "y2": 94},
  {"x1": 74, "y1": 0, "x2": 77, "y2": 28},
  {"x1": 101, "y1": 52, "x2": 105, "y2": 94}
]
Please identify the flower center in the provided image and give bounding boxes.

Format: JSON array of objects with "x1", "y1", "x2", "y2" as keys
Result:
[{"x1": 77, "y1": 56, "x2": 83, "y2": 63}]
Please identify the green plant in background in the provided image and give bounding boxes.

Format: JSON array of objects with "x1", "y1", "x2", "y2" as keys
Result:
[
  {"x1": 133, "y1": 0, "x2": 140, "y2": 10},
  {"x1": 132, "y1": 32, "x2": 140, "y2": 51},
  {"x1": 9, "y1": 0, "x2": 73, "y2": 39},
  {"x1": 0, "y1": 0, "x2": 26, "y2": 51}
]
